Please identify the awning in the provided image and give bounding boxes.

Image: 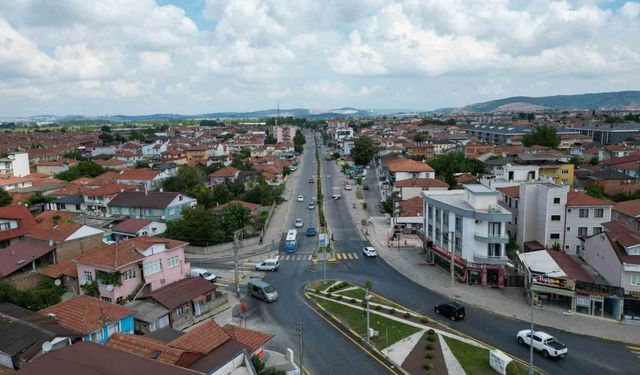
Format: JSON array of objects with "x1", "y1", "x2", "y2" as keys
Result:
[{"x1": 532, "y1": 284, "x2": 575, "y2": 297}]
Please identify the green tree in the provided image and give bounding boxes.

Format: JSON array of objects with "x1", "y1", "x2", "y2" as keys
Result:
[
  {"x1": 220, "y1": 203, "x2": 253, "y2": 240},
  {"x1": 99, "y1": 132, "x2": 114, "y2": 143},
  {"x1": 211, "y1": 183, "x2": 233, "y2": 205},
  {"x1": 128, "y1": 131, "x2": 146, "y2": 142},
  {"x1": 162, "y1": 166, "x2": 204, "y2": 193},
  {"x1": 590, "y1": 156, "x2": 599, "y2": 165},
  {"x1": 350, "y1": 136, "x2": 378, "y2": 166},
  {"x1": 135, "y1": 161, "x2": 150, "y2": 169},
  {"x1": 521, "y1": 125, "x2": 560, "y2": 149},
  {"x1": 412, "y1": 133, "x2": 428, "y2": 142},
  {"x1": 101, "y1": 125, "x2": 111, "y2": 132},
  {"x1": 0, "y1": 189, "x2": 12, "y2": 207},
  {"x1": 505, "y1": 361, "x2": 520, "y2": 375},
  {"x1": 55, "y1": 161, "x2": 107, "y2": 181},
  {"x1": 264, "y1": 131, "x2": 277, "y2": 145},
  {"x1": 165, "y1": 206, "x2": 225, "y2": 245},
  {"x1": 25, "y1": 194, "x2": 56, "y2": 205},
  {"x1": 226, "y1": 178, "x2": 246, "y2": 197},
  {"x1": 242, "y1": 181, "x2": 277, "y2": 206},
  {"x1": 293, "y1": 130, "x2": 306, "y2": 153},
  {"x1": 569, "y1": 155, "x2": 581, "y2": 168},
  {"x1": 427, "y1": 152, "x2": 485, "y2": 186},
  {"x1": 586, "y1": 184, "x2": 605, "y2": 199}
]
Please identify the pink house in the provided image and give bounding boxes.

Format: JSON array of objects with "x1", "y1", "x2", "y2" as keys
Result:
[{"x1": 74, "y1": 237, "x2": 190, "y2": 304}]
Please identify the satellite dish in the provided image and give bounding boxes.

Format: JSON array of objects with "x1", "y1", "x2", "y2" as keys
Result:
[
  {"x1": 42, "y1": 341, "x2": 53, "y2": 353},
  {"x1": 106, "y1": 284, "x2": 114, "y2": 292},
  {"x1": 54, "y1": 279, "x2": 61, "y2": 286},
  {"x1": 79, "y1": 278, "x2": 87, "y2": 286}
]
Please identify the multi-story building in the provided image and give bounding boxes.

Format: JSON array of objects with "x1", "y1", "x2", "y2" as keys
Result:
[
  {"x1": 107, "y1": 191, "x2": 196, "y2": 221},
  {"x1": 0, "y1": 152, "x2": 30, "y2": 177},
  {"x1": 612, "y1": 199, "x2": 640, "y2": 232},
  {"x1": 579, "y1": 122, "x2": 640, "y2": 145},
  {"x1": 467, "y1": 125, "x2": 581, "y2": 145},
  {"x1": 382, "y1": 157, "x2": 435, "y2": 183},
  {"x1": 422, "y1": 185, "x2": 512, "y2": 287},
  {"x1": 566, "y1": 192, "x2": 613, "y2": 256},
  {"x1": 496, "y1": 186, "x2": 519, "y2": 239}
]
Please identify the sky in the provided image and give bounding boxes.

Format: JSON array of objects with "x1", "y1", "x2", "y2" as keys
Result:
[{"x1": 0, "y1": 0, "x2": 639, "y2": 116}]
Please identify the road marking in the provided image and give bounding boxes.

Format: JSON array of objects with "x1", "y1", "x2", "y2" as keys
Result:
[
  {"x1": 336, "y1": 253, "x2": 342, "y2": 260},
  {"x1": 347, "y1": 253, "x2": 353, "y2": 259},
  {"x1": 284, "y1": 255, "x2": 291, "y2": 260},
  {"x1": 342, "y1": 252, "x2": 347, "y2": 259},
  {"x1": 353, "y1": 253, "x2": 359, "y2": 259},
  {"x1": 308, "y1": 255, "x2": 313, "y2": 260}
]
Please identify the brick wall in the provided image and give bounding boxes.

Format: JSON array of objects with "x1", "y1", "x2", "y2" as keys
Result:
[
  {"x1": 54, "y1": 234, "x2": 104, "y2": 261},
  {"x1": 8, "y1": 271, "x2": 45, "y2": 291}
]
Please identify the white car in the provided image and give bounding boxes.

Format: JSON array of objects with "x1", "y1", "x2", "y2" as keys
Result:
[
  {"x1": 362, "y1": 246, "x2": 377, "y2": 257},
  {"x1": 256, "y1": 259, "x2": 280, "y2": 272},
  {"x1": 190, "y1": 268, "x2": 217, "y2": 283},
  {"x1": 345, "y1": 185, "x2": 352, "y2": 190},
  {"x1": 516, "y1": 330, "x2": 568, "y2": 359},
  {"x1": 297, "y1": 195, "x2": 304, "y2": 202},
  {"x1": 295, "y1": 218, "x2": 304, "y2": 228}
]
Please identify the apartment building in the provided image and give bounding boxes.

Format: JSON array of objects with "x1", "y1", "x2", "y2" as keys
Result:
[
  {"x1": 422, "y1": 185, "x2": 512, "y2": 287},
  {"x1": 611, "y1": 199, "x2": 640, "y2": 232}
]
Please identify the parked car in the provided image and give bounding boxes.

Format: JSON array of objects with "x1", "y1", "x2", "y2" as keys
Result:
[
  {"x1": 345, "y1": 185, "x2": 352, "y2": 190},
  {"x1": 297, "y1": 195, "x2": 304, "y2": 202},
  {"x1": 190, "y1": 268, "x2": 217, "y2": 283},
  {"x1": 294, "y1": 218, "x2": 304, "y2": 228},
  {"x1": 362, "y1": 246, "x2": 377, "y2": 257},
  {"x1": 516, "y1": 330, "x2": 568, "y2": 358},
  {"x1": 308, "y1": 202, "x2": 315, "y2": 210},
  {"x1": 434, "y1": 302, "x2": 465, "y2": 321},
  {"x1": 248, "y1": 279, "x2": 278, "y2": 303},
  {"x1": 308, "y1": 177, "x2": 314, "y2": 183},
  {"x1": 255, "y1": 259, "x2": 280, "y2": 272},
  {"x1": 306, "y1": 227, "x2": 316, "y2": 236}
]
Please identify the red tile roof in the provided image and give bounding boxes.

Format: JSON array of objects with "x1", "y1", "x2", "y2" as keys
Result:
[
  {"x1": 394, "y1": 178, "x2": 449, "y2": 188},
  {"x1": 75, "y1": 240, "x2": 144, "y2": 270},
  {"x1": 212, "y1": 200, "x2": 260, "y2": 213},
  {"x1": 112, "y1": 218, "x2": 153, "y2": 234},
  {"x1": 497, "y1": 186, "x2": 520, "y2": 199},
  {"x1": 35, "y1": 210, "x2": 79, "y2": 223},
  {"x1": 546, "y1": 250, "x2": 593, "y2": 282},
  {"x1": 566, "y1": 191, "x2": 613, "y2": 206},
  {"x1": 150, "y1": 277, "x2": 216, "y2": 310},
  {"x1": 455, "y1": 173, "x2": 477, "y2": 184},
  {"x1": 614, "y1": 199, "x2": 640, "y2": 218},
  {"x1": 39, "y1": 295, "x2": 136, "y2": 335},
  {"x1": 210, "y1": 166, "x2": 240, "y2": 178},
  {"x1": 27, "y1": 220, "x2": 83, "y2": 242},
  {"x1": 603, "y1": 152, "x2": 640, "y2": 166},
  {"x1": 384, "y1": 157, "x2": 435, "y2": 173},
  {"x1": 118, "y1": 168, "x2": 161, "y2": 181},
  {"x1": 40, "y1": 259, "x2": 78, "y2": 278},
  {"x1": 399, "y1": 197, "x2": 423, "y2": 217},
  {"x1": 0, "y1": 205, "x2": 36, "y2": 242},
  {"x1": 168, "y1": 320, "x2": 229, "y2": 354},
  {"x1": 106, "y1": 333, "x2": 191, "y2": 366},
  {"x1": 222, "y1": 324, "x2": 273, "y2": 353}
]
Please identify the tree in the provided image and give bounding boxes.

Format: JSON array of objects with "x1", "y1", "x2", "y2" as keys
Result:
[
  {"x1": 135, "y1": 161, "x2": 150, "y2": 169},
  {"x1": 55, "y1": 161, "x2": 106, "y2": 181},
  {"x1": 412, "y1": 133, "x2": 428, "y2": 142},
  {"x1": 25, "y1": 194, "x2": 56, "y2": 205},
  {"x1": 264, "y1": 131, "x2": 277, "y2": 145},
  {"x1": 350, "y1": 136, "x2": 378, "y2": 166},
  {"x1": 293, "y1": 130, "x2": 306, "y2": 153},
  {"x1": 505, "y1": 361, "x2": 520, "y2": 375},
  {"x1": 0, "y1": 189, "x2": 12, "y2": 207},
  {"x1": 521, "y1": 125, "x2": 560, "y2": 149},
  {"x1": 220, "y1": 203, "x2": 253, "y2": 240},
  {"x1": 428, "y1": 152, "x2": 485, "y2": 185},
  {"x1": 101, "y1": 125, "x2": 111, "y2": 132},
  {"x1": 165, "y1": 206, "x2": 225, "y2": 245},
  {"x1": 128, "y1": 131, "x2": 146, "y2": 142},
  {"x1": 586, "y1": 184, "x2": 605, "y2": 199},
  {"x1": 211, "y1": 183, "x2": 233, "y2": 205},
  {"x1": 589, "y1": 156, "x2": 599, "y2": 165},
  {"x1": 569, "y1": 155, "x2": 581, "y2": 168},
  {"x1": 162, "y1": 166, "x2": 203, "y2": 193}
]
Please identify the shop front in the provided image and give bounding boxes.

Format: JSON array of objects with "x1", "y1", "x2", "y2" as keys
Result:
[{"x1": 427, "y1": 244, "x2": 505, "y2": 287}]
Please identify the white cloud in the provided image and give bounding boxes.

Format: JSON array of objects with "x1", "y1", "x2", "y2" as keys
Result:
[
  {"x1": 620, "y1": 2, "x2": 640, "y2": 20},
  {"x1": 328, "y1": 31, "x2": 386, "y2": 75},
  {"x1": 139, "y1": 52, "x2": 173, "y2": 74}
]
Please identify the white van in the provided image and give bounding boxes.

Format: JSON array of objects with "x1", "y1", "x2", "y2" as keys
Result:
[
  {"x1": 255, "y1": 259, "x2": 280, "y2": 272},
  {"x1": 190, "y1": 268, "x2": 217, "y2": 283}
]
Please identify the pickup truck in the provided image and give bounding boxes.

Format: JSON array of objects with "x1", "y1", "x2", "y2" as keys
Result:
[{"x1": 516, "y1": 329, "x2": 567, "y2": 358}]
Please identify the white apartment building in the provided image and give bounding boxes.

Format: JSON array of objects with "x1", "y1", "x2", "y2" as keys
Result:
[
  {"x1": 0, "y1": 152, "x2": 30, "y2": 177},
  {"x1": 422, "y1": 185, "x2": 512, "y2": 287},
  {"x1": 517, "y1": 181, "x2": 612, "y2": 255},
  {"x1": 481, "y1": 163, "x2": 539, "y2": 189}
]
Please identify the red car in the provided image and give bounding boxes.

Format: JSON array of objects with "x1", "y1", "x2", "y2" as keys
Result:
[{"x1": 308, "y1": 177, "x2": 314, "y2": 183}]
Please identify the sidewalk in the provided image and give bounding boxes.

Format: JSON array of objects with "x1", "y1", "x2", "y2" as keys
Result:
[{"x1": 336, "y1": 162, "x2": 640, "y2": 345}]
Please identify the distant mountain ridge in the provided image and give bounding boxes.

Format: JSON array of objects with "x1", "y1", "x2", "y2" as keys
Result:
[{"x1": 462, "y1": 91, "x2": 640, "y2": 113}]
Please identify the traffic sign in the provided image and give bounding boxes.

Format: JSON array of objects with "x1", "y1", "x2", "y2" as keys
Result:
[{"x1": 319, "y1": 233, "x2": 328, "y2": 247}]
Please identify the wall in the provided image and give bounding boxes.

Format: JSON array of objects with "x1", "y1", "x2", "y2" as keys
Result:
[
  {"x1": 7, "y1": 271, "x2": 45, "y2": 291},
  {"x1": 77, "y1": 263, "x2": 142, "y2": 302},
  {"x1": 52, "y1": 234, "x2": 104, "y2": 261},
  {"x1": 565, "y1": 206, "x2": 611, "y2": 255},
  {"x1": 36, "y1": 164, "x2": 68, "y2": 176},
  {"x1": 400, "y1": 186, "x2": 447, "y2": 200},
  {"x1": 11, "y1": 153, "x2": 30, "y2": 177},
  {"x1": 185, "y1": 235, "x2": 260, "y2": 255},
  {"x1": 583, "y1": 234, "x2": 622, "y2": 286},
  {"x1": 142, "y1": 247, "x2": 189, "y2": 292},
  {"x1": 395, "y1": 171, "x2": 435, "y2": 181},
  {"x1": 517, "y1": 183, "x2": 568, "y2": 249}
]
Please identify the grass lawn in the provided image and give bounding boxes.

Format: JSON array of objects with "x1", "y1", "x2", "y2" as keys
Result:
[
  {"x1": 443, "y1": 336, "x2": 542, "y2": 375},
  {"x1": 335, "y1": 287, "x2": 403, "y2": 309},
  {"x1": 309, "y1": 280, "x2": 338, "y2": 291},
  {"x1": 313, "y1": 296, "x2": 420, "y2": 349}
]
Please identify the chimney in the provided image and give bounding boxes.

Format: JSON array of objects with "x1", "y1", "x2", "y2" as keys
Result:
[{"x1": 47, "y1": 313, "x2": 56, "y2": 320}]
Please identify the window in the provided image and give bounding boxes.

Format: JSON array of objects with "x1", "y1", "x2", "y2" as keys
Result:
[
  {"x1": 428, "y1": 206, "x2": 433, "y2": 219},
  {"x1": 435, "y1": 208, "x2": 441, "y2": 221},
  {"x1": 553, "y1": 198, "x2": 561, "y2": 204},
  {"x1": 514, "y1": 199, "x2": 518, "y2": 209},
  {"x1": 578, "y1": 227, "x2": 588, "y2": 236},
  {"x1": 594, "y1": 209, "x2": 604, "y2": 218},
  {"x1": 443, "y1": 210, "x2": 449, "y2": 226},
  {"x1": 487, "y1": 243, "x2": 502, "y2": 258},
  {"x1": 561, "y1": 169, "x2": 569, "y2": 174},
  {"x1": 89, "y1": 329, "x2": 103, "y2": 342},
  {"x1": 143, "y1": 260, "x2": 162, "y2": 276},
  {"x1": 122, "y1": 207, "x2": 129, "y2": 215},
  {"x1": 83, "y1": 271, "x2": 93, "y2": 282},
  {"x1": 631, "y1": 273, "x2": 640, "y2": 286},
  {"x1": 612, "y1": 211, "x2": 620, "y2": 220},
  {"x1": 107, "y1": 322, "x2": 119, "y2": 336},
  {"x1": 123, "y1": 268, "x2": 136, "y2": 280},
  {"x1": 593, "y1": 227, "x2": 602, "y2": 235},
  {"x1": 455, "y1": 216, "x2": 463, "y2": 232},
  {"x1": 168, "y1": 256, "x2": 179, "y2": 268},
  {"x1": 627, "y1": 216, "x2": 635, "y2": 225},
  {"x1": 176, "y1": 306, "x2": 185, "y2": 316},
  {"x1": 579, "y1": 209, "x2": 589, "y2": 218},
  {"x1": 455, "y1": 237, "x2": 462, "y2": 253},
  {"x1": 101, "y1": 297, "x2": 112, "y2": 303},
  {"x1": 550, "y1": 233, "x2": 560, "y2": 239},
  {"x1": 0, "y1": 223, "x2": 10, "y2": 231},
  {"x1": 566, "y1": 227, "x2": 571, "y2": 231},
  {"x1": 489, "y1": 222, "x2": 501, "y2": 236},
  {"x1": 428, "y1": 224, "x2": 433, "y2": 236},
  {"x1": 206, "y1": 293, "x2": 212, "y2": 303},
  {"x1": 627, "y1": 247, "x2": 640, "y2": 256},
  {"x1": 551, "y1": 215, "x2": 561, "y2": 221},
  {"x1": 435, "y1": 228, "x2": 441, "y2": 242}
]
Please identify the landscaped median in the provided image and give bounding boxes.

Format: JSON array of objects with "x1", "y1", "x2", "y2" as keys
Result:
[{"x1": 304, "y1": 280, "x2": 541, "y2": 375}]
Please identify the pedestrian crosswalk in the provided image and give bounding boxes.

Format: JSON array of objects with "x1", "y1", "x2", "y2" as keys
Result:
[
  {"x1": 279, "y1": 253, "x2": 360, "y2": 261},
  {"x1": 627, "y1": 345, "x2": 640, "y2": 359}
]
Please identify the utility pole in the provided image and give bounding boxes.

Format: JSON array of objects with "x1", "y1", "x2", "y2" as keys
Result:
[
  {"x1": 449, "y1": 231, "x2": 455, "y2": 288},
  {"x1": 365, "y1": 288, "x2": 371, "y2": 344},
  {"x1": 528, "y1": 269, "x2": 534, "y2": 375},
  {"x1": 323, "y1": 243, "x2": 327, "y2": 282},
  {"x1": 296, "y1": 321, "x2": 304, "y2": 373},
  {"x1": 233, "y1": 229, "x2": 243, "y2": 299}
]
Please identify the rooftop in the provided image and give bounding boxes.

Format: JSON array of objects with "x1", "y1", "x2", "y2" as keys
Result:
[
  {"x1": 0, "y1": 240, "x2": 54, "y2": 277},
  {"x1": 566, "y1": 191, "x2": 613, "y2": 207},
  {"x1": 168, "y1": 320, "x2": 229, "y2": 354},
  {"x1": 149, "y1": 277, "x2": 216, "y2": 310},
  {"x1": 614, "y1": 199, "x2": 640, "y2": 218}
]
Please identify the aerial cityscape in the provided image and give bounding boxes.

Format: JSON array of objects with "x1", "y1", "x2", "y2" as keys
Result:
[{"x1": 1, "y1": 1, "x2": 640, "y2": 375}]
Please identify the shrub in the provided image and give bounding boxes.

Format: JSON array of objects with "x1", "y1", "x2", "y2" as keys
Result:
[
  {"x1": 427, "y1": 328, "x2": 435, "y2": 335},
  {"x1": 375, "y1": 305, "x2": 382, "y2": 311},
  {"x1": 426, "y1": 344, "x2": 434, "y2": 351},
  {"x1": 351, "y1": 299, "x2": 357, "y2": 304},
  {"x1": 420, "y1": 317, "x2": 430, "y2": 323},
  {"x1": 314, "y1": 288, "x2": 320, "y2": 294},
  {"x1": 362, "y1": 202, "x2": 368, "y2": 210},
  {"x1": 389, "y1": 308, "x2": 396, "y2": 315},
  {"x1": 425, "y1": 353, "x2": 433, "y2": 360},
  {"x1": 336, "y1": 295, "x2": 343, "y2": 300},
  {"x1": 361, "y1": 301, "x2": 367, "y2": 307},
  {"x1": 427, "y1": 335, "x2": 436, "y2": 342},
  {"x1": 423, "y1": 363, "x2": 432, "y2": 370},
  {"x1": 403, "y1": 312, "x2": 411, "y2": 318},
  {"x1": 505, "y1": 361, "x2": 520, "y2": 375}
]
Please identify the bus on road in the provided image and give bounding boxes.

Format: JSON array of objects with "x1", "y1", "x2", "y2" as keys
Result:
[{"x1": 284, "y1": 229, "x2": 298, "y2": 253}]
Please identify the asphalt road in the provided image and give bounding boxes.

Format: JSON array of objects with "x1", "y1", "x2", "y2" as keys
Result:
[{"x1": 197, "y1": 135, "x2": 638, "y2": 375}]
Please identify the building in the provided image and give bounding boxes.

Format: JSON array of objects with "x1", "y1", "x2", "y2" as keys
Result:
[
  {"x1": 75, "y1": 237, "x2": 190, "y2": 303},
  {"x1": 579, "y1": 122, "x2": 640, "y2": 145},
  {"x1": 497, "y1": 186, "x2": 519, "y2": 238},
  {"x1": 116, "y1": 168, "x2": 171, "y2": 191},
  {"x1": 481, "y1": 161, "x2": 539, "y2": 189},
  {"x1": 566, "y1": 191, "x2": 613, "y2": 256},
  {"x1": 422, "y1": 185, "x2": 512, "y2": 287},
  {"x1": 40, "y1": 295, "x2": 135, "y2": 344},
  {"x1": 209, "y1": 166, "x2": 241, "y2": 187},
  {"x1": 404, "y1": 142, "x2": 435, "y2": 161},
  {"x1": 35, "y1": 160, "x2": 77, "y2": 176},
  {"x1": 612, "y1": 199, "x2": 640, "y2": 232},
  {"x1": 27, "y1": 220, "x2": 104, "y2": 261},
  {"x1": 0, "y1": 205, "x2": 37, "y2": 248},
  {"x1": 111, "y1": 218, "x2": 167, "y2": 240},
  {"x1": 0, "y1": 152, "x2": 29, "y2": 177},
  {"x1": 211, "y1": 200, "x2": 261, "y2": 218},
  {"x1": 382, "y1": 157, "x2": 436, "y2": 183},
  {"x1": 0, "y1": 175, "x2": 33, "y2": 191},
  {"x1": 0, "y1": 240, "x2": 54, "y2": 290},
  {"x1": 602, "y1": 152, "x2": 640, "y2": 178},
  {"x1": 393, "y1": 178, "x2": 449, "y2": 200},
  {"x1": 467, "y1": 125, "x2": 581, "y2": 145},
  {"x1": 107, "y1": 191, "x2": 196, "y2": 221}
]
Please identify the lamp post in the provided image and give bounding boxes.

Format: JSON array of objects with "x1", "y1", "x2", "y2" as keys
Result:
[{"x1": 365, "y1": 288, "x2": 371, "y2": 344}]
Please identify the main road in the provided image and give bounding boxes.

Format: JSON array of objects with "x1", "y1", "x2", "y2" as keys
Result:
[{"x1": 197, "y1": 133, "x2": 638, "y2": 374}]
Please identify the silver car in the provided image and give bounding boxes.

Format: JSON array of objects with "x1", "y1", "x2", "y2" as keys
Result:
[{"x1": 295, "y1": 218, "x2": 304, "y2": 228}]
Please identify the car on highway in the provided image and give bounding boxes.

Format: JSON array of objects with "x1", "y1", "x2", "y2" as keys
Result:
[
  {"x1": 308, "y1": 202, "x2": 315, "y2": 210},
  {"x1": 517, "y1": 330, "x2": 568, "y2": 359},
  {"x1": 345, "y1": 185, "x2": 352, "y2": 190},
  {"x1": 297, "y1": 195, "x2": 304, "y2": 202},
  {"x1": 306, "y1": 227, "x2": 316, "y2": 236},
  {"x1": 362, "y1": 246, "x2": 377, "y2": 257},
  {"x1": 255, "y1": 259, "x2": 280, "y2": 272},
  {"x1": 308, "y1": 177, "x2": 314, "y2": 183},
  {"x1": 190, "y1": 268, "x2": 217, "y2": 283},
  {"x1": 294, "y1": 218, "x2": 304, "y2": 228},
  {"x1": 434, "y1": 301, "x2": 466, "y2": 321}
]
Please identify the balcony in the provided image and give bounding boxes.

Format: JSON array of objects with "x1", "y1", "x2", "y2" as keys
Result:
[
  {"x1": 473, "y1": 232, "x2": 509, "y2": 243},
  {"x1": 473, "y1": 251, "x2": 510, "y2": 265}
]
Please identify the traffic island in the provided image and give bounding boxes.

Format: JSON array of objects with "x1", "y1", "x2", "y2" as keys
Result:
[{"x1": 304, "y1": 280, "x2": 542, "y2": 375}]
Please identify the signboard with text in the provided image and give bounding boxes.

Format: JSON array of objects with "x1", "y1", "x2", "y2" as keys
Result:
[{"x1": 319, "y1": 233, "x2": 328, "y2": 248}]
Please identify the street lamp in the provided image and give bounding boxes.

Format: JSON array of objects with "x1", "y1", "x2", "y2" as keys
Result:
[{"x1": 365, "y1": 288, "x2": 371, "y2": 344}]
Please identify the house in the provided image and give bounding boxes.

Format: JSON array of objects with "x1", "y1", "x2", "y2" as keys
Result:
[
  {"x1": 39, "y1": 259, "x2": 78, "y2": 294},
  {"x1": 0, "y1": 205, "x2": 37, "y2": 248},
  {"x1": 111, "y1": 218, "x2": 167, "y2": 240},
  {"x1": 14, "y1": 341, "x2": 201, "y2": 375},
  {"x1": 581, "y1": 226, "x2": 640, "y2": 320},
  {"x1": 599, "y1": 145, "x2": 638, "y2": 161},
  {"x1": 0, "y1": 176, "x2": 33, "y2": 191},
  {"x1": 105, "y1": 333, "x2": 200, "y2": 368},
  {"x1": 612, "y1": 199, "x2": 640, "y2": 232},
  {"x1": 114, "y1": 151, "x2": 144, "y2": 166},
  {"x1": 382, "y1": 157, "x2": 435, "y2": 183},
  {"x1": 49, "y1": 194, "x2": 84, "y2": 213},
  {"x1": 517, "y1": 182, "x2": 612, "y2": 255},
  {"x1": 27, "y1": 220, "x2": 104, "y2": 261},
  {"x1": 0, "y1": 303, "x2": 80, "y2": 370},
  {"x1": 75, "y1": 237, "x2": 190, "y2": 303},
  {"x1": 422, "y1": 185, "x2": 512, "y2": 287},
  {"x1": 432, "y1": 139, "x2": 456, "y2": 155},
  {"x1": 95, "y1": 158, "x2": 128, "y2": 171},
  {"x1": 116, "y1": 168, "x2": 170, "y2": 191},
  {"x1": 455, "y1": 173, "x2": 477, "y2": 186},
  {"x1": 396, "y1": 197, "x2": 424, "y2": 234},
  {"x1": 0, "y1": 240, "x2": 54, "y2": 290},
  {"x1": 481, "y1": 159, "x2": 539, "y2": 189},
  {"x1": 602, "y1": 152, "x2": 640, "y2": 178},
  {"x1": 211, "y1": 200, "x2": 261, "y2": 218},
  {"x1": 393, "y1": 178, "x2": 449, "y2": 200},
  {"x1": 144, "y1": 277, "x2": 225, "y2": 331},
  {"x1": 404, "y1": 142, "x2": 435, "y2": 161},
  {"x1": 107, "y1": 191, "x2": 196, "y2": 221},
  {"x1": 39, "y1": 295, "x2": 135, "y2": 344},
  {"x1": 497, "y1": 186, "x2": 519, "y2": 238},
  {"x1": 80, "y1": 183, "x2": 136, "y2": 216},
  {"x1": 34, "y1": 160, "x2": 77, "y2": 176},
  {"x1": 0, "y1": 152, "x2": 29, "y2": 177},
  {"x1": 210, "y1": 167, "x2": 241, "y2": 187},
  {"x1": 125, "y1": 299, "x2": 172, "y2": 334},
  {"x1": 465, "y1": 140, "x2": 494, "y2": 159}
]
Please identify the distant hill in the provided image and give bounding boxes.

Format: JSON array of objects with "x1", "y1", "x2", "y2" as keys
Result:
[{"x1": 462, "y1": 91, "x2": 640, "y2": 113}]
